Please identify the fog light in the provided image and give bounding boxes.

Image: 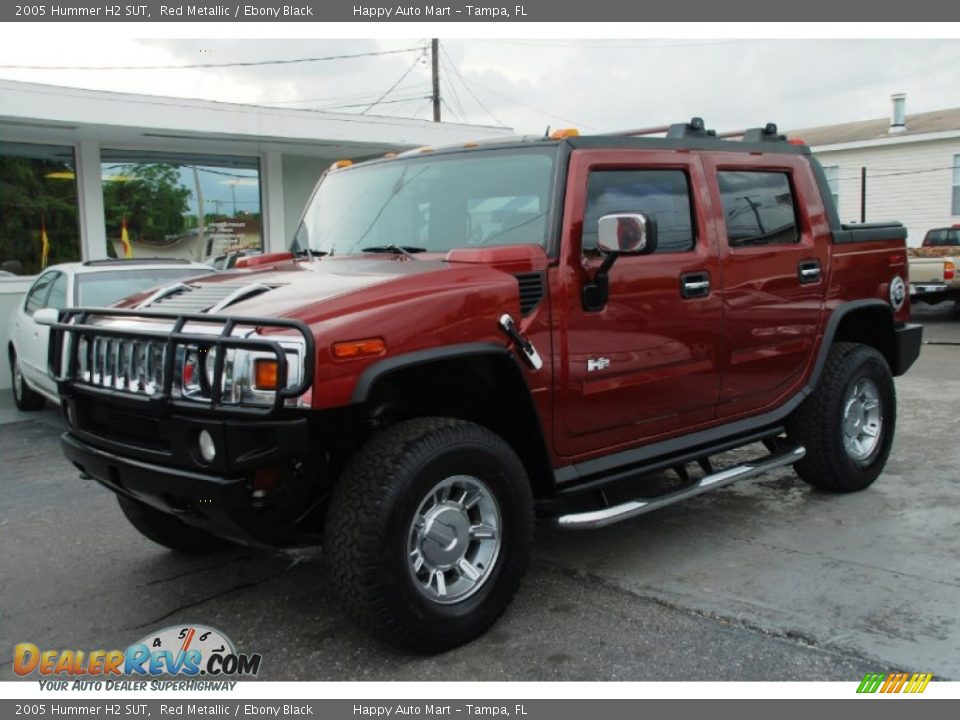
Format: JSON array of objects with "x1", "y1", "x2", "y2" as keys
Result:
[{"x1": 198, "y1": 429, "x2": 216, "y2": 463}]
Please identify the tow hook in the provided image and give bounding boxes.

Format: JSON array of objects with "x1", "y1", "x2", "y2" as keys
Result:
[{"x1": 498, "y1": 314, "x2": 543, "y2": 370}]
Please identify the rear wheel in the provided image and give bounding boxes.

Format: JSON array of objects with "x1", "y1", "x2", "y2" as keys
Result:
[
  {"x1": 324, "y1": 417, "x2": 533, "y2": 652},
  {"x1": 787, "y1": 342, "x2": 896, "y2": 492},
  {"x1": 10, "y1": 350, "x2": 45, "y2": 411},
  {"x1": 117, "y1": 495, "x2": 233, "y2": 554}
]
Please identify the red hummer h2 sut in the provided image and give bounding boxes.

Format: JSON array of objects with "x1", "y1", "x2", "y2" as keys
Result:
[{"x1": 48, "y1": 118, "x2": 922, "y2": 651}]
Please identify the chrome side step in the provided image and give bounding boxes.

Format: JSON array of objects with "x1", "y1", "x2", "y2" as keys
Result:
[{"x1": 553, "y1": 445, "x2": 805, "y2": 530}]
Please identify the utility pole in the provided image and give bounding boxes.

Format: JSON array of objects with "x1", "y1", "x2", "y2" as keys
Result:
[{"x1": 431, "y1": 38, "x2": 441, "y2": 122}]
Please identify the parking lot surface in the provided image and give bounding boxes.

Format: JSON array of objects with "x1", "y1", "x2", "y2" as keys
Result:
[{"x1": 2, "y1": 303, "x2": 958, "y2": 681}]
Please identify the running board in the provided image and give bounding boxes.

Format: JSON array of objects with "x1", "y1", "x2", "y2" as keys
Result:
[{"x1": 552, "y1": 445, "x2": 805, "y2": 530}]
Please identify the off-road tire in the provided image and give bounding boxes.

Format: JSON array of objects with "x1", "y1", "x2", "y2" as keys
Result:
[
  {"x1": 117, "y1": 495, "x2": 233, "y2": 554},
  {"x1": 10, "y1": 350, "x2": 45, "y2": 411},
  {"x1": 787, "y1": 342, "x2": 896, "y2": 492},
  {"x1": 324, "y1": 417, "x2": 534, "y2": 652}
]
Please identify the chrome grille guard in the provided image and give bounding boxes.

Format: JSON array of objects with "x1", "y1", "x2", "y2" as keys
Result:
[{"x1": 48, "y1": 307, "x2": 315, "y2": 417}]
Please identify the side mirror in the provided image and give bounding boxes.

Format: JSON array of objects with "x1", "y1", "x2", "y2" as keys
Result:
[
  {"x1": 33, "y1": 307, "x2": 59, "y2": 326},
  {"x1": 583, "y1": 213, "x2": 658, "y2": 312},
  {"x1": 597, "y1": 213, "x2": 658, "y2": 255}
]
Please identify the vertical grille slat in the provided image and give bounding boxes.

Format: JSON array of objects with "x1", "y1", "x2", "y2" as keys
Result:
[
  {"x1": 514, "y1": 272, "x2": 545, "y2": 315},
  {"x1": 79, "y1": 336, "x2": 168, "y2": 397}
]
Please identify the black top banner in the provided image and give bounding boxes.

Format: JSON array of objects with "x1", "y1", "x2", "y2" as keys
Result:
[{"x1": 3, "y1": 0, "x2": 960, "y2": 22}]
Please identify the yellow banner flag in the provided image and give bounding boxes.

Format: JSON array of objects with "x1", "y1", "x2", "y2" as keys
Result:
[
  {"x1": 120, "y1": 216, "x2": 133, "y2": 258},
  {"x1": 40, "y1": 218, "x2": 50, "y2": 270}
]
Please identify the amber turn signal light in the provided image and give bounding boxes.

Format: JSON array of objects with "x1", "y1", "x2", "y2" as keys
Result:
[
  {"x1": 549, "y1": 128, "x2": 580, "y2": 139},
  {"x1": 332, "y1": 338, "x2": 386, "y2": 360},
  {"x1": 253, "y1": 359, "x2": 283, "y2": 390}
]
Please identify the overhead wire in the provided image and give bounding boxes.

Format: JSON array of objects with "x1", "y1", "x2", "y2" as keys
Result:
[
  {"x1": 359, "y1": 48, "x2": 428, "y2": 115},
  {"x1": 0, "y1": 47, "x2": 424, "y2": 71},
  {"x1": 437, "y1": 42, "x2": 504, "y2": 127}
]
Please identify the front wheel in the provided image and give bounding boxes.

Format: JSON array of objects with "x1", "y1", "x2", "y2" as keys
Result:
[
  {"x1": 324, "y1": 418, "x2": 534, "y2": 652},
  {"x1": 786, "y1": 342, "x2": 896, "y2": 492}
]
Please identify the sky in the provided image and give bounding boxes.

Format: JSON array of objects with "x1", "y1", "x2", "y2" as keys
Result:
[{"x1": 1, "y1": 37, "x2": 959, "y2": 135}]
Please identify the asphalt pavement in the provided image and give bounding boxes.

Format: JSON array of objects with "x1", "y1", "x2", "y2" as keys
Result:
[{"x1": 2, "y1": 302, "x2": 958, "y2": 681}]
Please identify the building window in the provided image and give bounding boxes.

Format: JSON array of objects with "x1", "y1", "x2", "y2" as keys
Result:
[
  {"x1": 953, "y1": 155, "x2": 960, "y2": 216},
  {"x1": 0, "y1": 142, "x2": 81, "y2": 276},
  {"x1": 583, "y1": 170, "x2": 695, "y2": 253},
  {"x1": 717, "y1": 171, "x2": 800, "y2": 246},
  {"x1": 100, "y1": 150, "x2": 262, "y2": 264},
  {"x1": 822, "y1": 165, "x2": 840, "y2": 209}
]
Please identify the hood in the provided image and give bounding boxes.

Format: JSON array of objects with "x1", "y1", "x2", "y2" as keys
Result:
[{"x1": 122, "y1": 246, "x2": 548, "y2": 320}]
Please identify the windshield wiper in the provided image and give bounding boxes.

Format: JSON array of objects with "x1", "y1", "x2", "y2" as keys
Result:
[
  {"x1": 360, "y1": 245, "x2": 427, "y2": 255},
  {"x1": 293, "y1": 248, "x2": 329, "y2": 258}
]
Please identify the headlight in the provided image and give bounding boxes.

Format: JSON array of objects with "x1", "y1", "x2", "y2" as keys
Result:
[{"x1": 177, "y1": 338, "x2": 304, "y2": 407}]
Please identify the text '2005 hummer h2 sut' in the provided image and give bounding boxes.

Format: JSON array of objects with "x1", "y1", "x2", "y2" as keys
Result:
[{"x1": 49, "y1": 118, "x2": 922, "y2": 651}]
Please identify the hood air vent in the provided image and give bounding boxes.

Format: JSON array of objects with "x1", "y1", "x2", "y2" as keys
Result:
[
  {"x1": 138, "y1": 281, "x2": 273, "y2": 313},
  {"x1": 515, "y1": 272, "x2": 545, "y2": 315}
]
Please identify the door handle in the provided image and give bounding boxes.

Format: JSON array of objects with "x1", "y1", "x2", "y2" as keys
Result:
[
  {"x1": 680, "y1": 272, "x2": 711, "y2": 299},
  {"x1": 798, "y1": 259, "x2": 821, "y2": 284}
]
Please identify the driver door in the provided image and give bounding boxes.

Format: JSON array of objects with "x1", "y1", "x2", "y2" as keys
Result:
[{"x1": 553, "y1": 150, "x2": 724, "y2": 459}]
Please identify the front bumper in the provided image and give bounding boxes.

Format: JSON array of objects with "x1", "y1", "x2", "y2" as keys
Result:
[
  {"x1": 893, "y1": 323, "x2": 923, "y2": 376},
  {"x1": 62, "y1": 431, "x2": 300, "y2": 546}
]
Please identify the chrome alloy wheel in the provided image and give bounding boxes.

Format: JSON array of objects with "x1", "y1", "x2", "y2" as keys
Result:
[
  {"x1": 842, "y1": 378, "x2": 883, "y2": 464},
  {"x1": 407, "y1": 475, "x2": 501, "y2": 605}
]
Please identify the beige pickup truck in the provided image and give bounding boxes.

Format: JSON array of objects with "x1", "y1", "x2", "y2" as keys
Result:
[{"x1": 908, "y1": 226, "x2": 960, "y2": 305}]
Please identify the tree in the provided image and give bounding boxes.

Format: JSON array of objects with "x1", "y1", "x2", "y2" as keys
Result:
[
  {"x1": 102, "y1": 163, "x2": 191, "y2": 245},
  {"x1": 0, "y1": 156, "x2": 81, "y2": 274}
]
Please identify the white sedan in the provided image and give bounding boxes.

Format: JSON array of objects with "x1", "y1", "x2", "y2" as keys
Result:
[{"x1": 8, "y1": 258, "x2": 213, "y2": 411}]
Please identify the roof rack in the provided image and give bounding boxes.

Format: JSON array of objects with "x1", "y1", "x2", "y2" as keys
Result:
[
  {"x1": 603, "y1": 117, "x2": 789, "y2": 143},
  {"x1": 82, "y1": 258, "x2": 192, "y2": 267}
]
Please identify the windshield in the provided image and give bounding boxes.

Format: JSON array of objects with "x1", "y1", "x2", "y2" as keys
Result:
[
  {"x1": 293, "y1": 147, "x2": 557, "y2": 256},
  {"x1": 77, "y1": 268, "x2": 210, "y2": 307}
]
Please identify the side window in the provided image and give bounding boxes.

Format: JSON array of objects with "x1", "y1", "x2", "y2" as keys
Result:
[
  {"x1": 23, "y1": 272, "x2": 56, "y2": 315},
  {"x1": 717, "y1": 171, "x2": 799, "y2": 246},
  {"x1": 45, "y1": 273, "x2": 68, "y2": 310},
  {"x1": 583, "y1": 170, "x2": 695, "y2": 254}
]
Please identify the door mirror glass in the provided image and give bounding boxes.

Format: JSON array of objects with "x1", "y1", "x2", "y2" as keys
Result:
[{"x1": 597, "y1": 213, "x2": 658, "y2": 255}]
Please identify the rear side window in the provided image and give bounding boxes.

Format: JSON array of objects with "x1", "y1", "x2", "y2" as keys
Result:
[
  {"x1": 923, "y1": 229, "x2": 960, "y2": 247},
  {"x1": 717, "y1": 171, "x2": 799, "y2": 246},
  {"x1": 583, "y1": 170, "x2": 695, "y2": 254}
]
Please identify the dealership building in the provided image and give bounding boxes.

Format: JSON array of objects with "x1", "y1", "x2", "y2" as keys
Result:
[{"x1": 0, "y1": 79, "x2": 512, "y2": 389}]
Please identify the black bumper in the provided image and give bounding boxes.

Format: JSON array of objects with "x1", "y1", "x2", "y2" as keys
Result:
[
  {"x1": 893, "y1": 323, "x2": 923, "y2": 376},
  {"x1": 62, "y1": 432, "x2": 279, "y2": 546}
]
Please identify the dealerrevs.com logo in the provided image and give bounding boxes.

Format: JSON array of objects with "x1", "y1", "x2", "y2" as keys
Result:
[{"x1": 14, "y1": 625, "x2": 262, "y2": 686}]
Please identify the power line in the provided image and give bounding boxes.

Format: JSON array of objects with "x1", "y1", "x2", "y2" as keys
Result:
[
  {"x1": 439, "y1": 55, "x2": 469, "y2": 122},
  {"x1": 460, "y1": 75, "x2": 597, "y2": 130},
  {"x1": 0, "y1": 47, "x2": 422, "y2": 71},
  {"x1": 438, "y1": 43, "x2": 504, "y2": 127},
  {"x1": 360, "y1": 50, "x2": 428, "y2": 115},
  {"x1": 324, "y1": 94, "x2": 431, "y2": 111},
  {"x1": 484, "y1": 39, "x2": 769, "y2": 50}
]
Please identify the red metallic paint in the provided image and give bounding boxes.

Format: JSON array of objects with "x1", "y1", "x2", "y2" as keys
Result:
[{"x1": 113, "y1": 146, "x2": 909, "y2": 474}]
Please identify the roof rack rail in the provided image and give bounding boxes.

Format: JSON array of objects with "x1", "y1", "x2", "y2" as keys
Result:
[
  {"x1": 82, "y1": 258, "x2": 192, "y2": 267},
  {"x1": 602, "y1": 117, "x2": 789, "y2": 143}
]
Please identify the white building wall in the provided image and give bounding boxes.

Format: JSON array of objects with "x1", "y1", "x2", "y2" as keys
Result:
[
  {"x1": 814, "y1": 137, "x2": 960, "y2": 246},
  {"x1": 281, "y1": 154, "x2": 329, "y2": 245}
]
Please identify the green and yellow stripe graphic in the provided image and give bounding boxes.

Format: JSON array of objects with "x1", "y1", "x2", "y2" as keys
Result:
[{"x1": 857, "y1": 672, "x2": 933, "y2": 694}]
